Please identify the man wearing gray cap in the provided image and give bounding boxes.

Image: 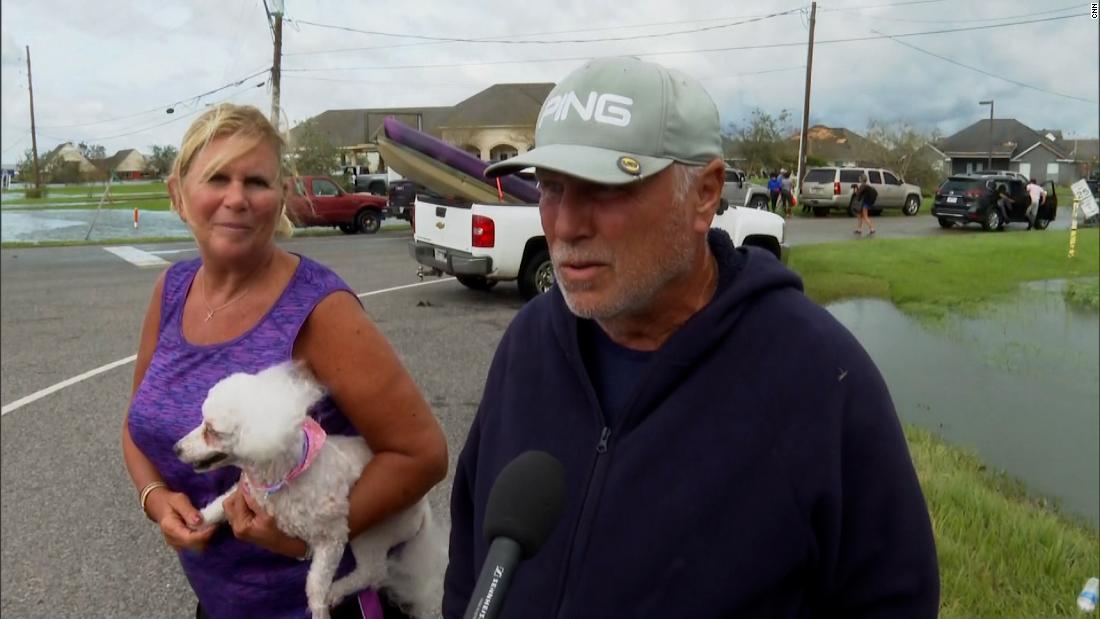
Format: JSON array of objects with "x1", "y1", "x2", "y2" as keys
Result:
[{"x1": 444, "y1": 56, "x2": 938, "y2": 618}]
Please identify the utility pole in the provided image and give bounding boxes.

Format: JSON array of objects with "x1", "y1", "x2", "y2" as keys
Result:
[
  {"x1": 795, "y1": 1, "x2": 816, "y2": 199},
  {"x1": 979, "y1": 100, "x2": 994, "y2": 170},
  {"x1": 269, "y1": 1, "x2": 283, "y2": 128},
  {"x1": 25, "y1": 45, "x2": 42, "y2": 192}
]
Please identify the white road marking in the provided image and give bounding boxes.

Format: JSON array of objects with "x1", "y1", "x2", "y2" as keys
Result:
[
  {"x1": 103, "y1": 246, "x2": 170, "y2": 267},
  {"x1": 1, "y1": 277, "x2": 457, "y2": 417},
  {"x1": 1, "y1": 355, "x2": 138, "y2": 416},
  {"x1": 147, "y1": 248, "x2": 198, "y2": 255},
  {"x1": 356, "y1": 277, "x2": 454, "y2": 298}
]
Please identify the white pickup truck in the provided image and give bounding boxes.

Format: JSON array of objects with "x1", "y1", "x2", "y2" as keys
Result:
[{"x1": 409, "y1": 195, "x2": 789, "y2": 300}]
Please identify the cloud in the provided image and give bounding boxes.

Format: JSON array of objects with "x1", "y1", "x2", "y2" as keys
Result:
[{"x1": 1, "y1": 0, "x2": 1096, "y2": 162}]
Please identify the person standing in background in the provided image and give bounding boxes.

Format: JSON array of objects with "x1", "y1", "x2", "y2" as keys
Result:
[{"x1": 1025, "y1": 178, "x2": 1046, "y2": 230}]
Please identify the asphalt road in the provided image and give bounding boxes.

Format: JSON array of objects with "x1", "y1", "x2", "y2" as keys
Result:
[{"x1": 0, "y1": 212, "x2": 1077, "y2": 618}]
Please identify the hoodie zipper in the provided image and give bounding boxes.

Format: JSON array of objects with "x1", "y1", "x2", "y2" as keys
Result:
[{"x1": 550, "y1": 425, "x2": 612, "y2": 619}]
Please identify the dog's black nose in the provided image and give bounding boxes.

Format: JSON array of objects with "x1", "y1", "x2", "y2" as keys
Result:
[{"x1": 172, "y1": 443, "x2": 183, "y2": 458}]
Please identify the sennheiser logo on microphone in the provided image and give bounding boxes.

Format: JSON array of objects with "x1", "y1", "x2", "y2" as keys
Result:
[{"x1": 476, "y1": 565, "x2": 506, "y2": 619}]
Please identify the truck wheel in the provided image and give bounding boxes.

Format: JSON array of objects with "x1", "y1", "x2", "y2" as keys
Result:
[
  {"x1": 456, "y1": 275, "x2": 497, "y2": 291},
  {"x1": 869, "y1": 208, "x2": 883, "y2": 217},
  {"x1": 356, "y1": 209, "x2": 382, "y2": 234},
  {"x1": 338, "y1": 223, "x2": 357, "y2": 234},
  {"x1": 368, "y1": 182, "x2": 386, "y2": 196},
  {"x1": 903, "y1": 195, "x2": 920, "y2": 216},
  {"x1": 937, "y1": 218, "x2": 955, "y2": 229},
  {"x1": 749, "y1": 195, "x2": 768, "y2": 210},
  {"x1": 1033, "y1": 218, "x2": 1050, "y2": 230},
  {"x1": 518, "y1": 248, "x2": 554, "y2": 300},
  {"x1": 812, "y1": 206, "x2": 830, "y2": 218}
]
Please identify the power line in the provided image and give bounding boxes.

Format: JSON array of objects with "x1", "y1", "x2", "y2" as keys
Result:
[
  {"x1": 34, "y1": 68, "x2": 270, "y2": 130},
  {"x1": 820, "y1": 0, "x2": 943, "y2": 10},
  {"x1": 828, "y1": 3, "x2": 1079, "y2": 23},
  {"x1": 40, "y1": 78, "x2": 268, "y2": 144},
  {"x1": 291, "y1": 8, "x2": 800, "y2": 46},
  {"x1": 284, "y1": 7, "x2": 804, "y2": 56},
  {"x1": 870, "y1": 27, "x2": 1099, "y2": 104},
  {"x1": 282, "y1": 14, "x2": 1083, "y2": 74}
]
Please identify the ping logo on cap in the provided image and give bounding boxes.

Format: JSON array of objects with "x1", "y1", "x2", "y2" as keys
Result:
[
  {"x1": 617, "y1": 156, "x2": 641, "y2": 175},
  {"x1": 538, "y1": 91, "x2": 633, "y2": 128}
]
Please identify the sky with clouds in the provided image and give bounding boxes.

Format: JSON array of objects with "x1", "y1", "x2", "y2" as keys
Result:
[{"x1": 1, "y1": 0, "x2": 1097, "y2": 163}]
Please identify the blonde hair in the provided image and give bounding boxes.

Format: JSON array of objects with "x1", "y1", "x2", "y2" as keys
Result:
[{"x1": 171, "y1": 104, "x2": 295, "y2": 237}]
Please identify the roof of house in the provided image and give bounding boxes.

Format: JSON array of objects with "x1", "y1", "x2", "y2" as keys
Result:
[
  {"x1": 1056, "y1": 138, "x2": 1100, "y2": 161},
  {"x1": 437, "y1": 83, "x2": 555, "y2": 129},
  {"x1": 291, "y1": 107, "x2": 454, "y2": 148},
  {"x1": 97, "y1": 148, "x2": 145, "y2": 172},
  {"x1": 788, "y1": 125, "x2": 887, "y2": 164},
  {"x1": 936, "y1": 119, "x2": 1067, "y2": 159}
]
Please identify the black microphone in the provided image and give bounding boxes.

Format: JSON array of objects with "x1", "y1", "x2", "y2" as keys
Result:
[{"x1": 463, "y1": 450, "x2": 566, "y2": 619}]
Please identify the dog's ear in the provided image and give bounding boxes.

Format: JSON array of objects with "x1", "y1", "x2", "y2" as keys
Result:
[{"x1": 267, "y1": 361, "x2": 326, "y2": 416}]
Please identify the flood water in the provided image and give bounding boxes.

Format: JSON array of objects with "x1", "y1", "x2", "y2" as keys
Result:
[
  {"x1": 827, "y1": 281, "x2": 1100, "y2": 528},
  {"x1": 0, "y1": 209, "x2": 191, "y2": 243}
]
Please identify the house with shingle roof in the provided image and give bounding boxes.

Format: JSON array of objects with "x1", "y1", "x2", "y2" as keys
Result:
[
  {"x1": 934, "y1": 119, "x2": 1077, "y2": 183},
  {"x1": 291, "y1": 82, "x2": 555, "y2": 173},
  {"x1": 96, "y1": 148, "x2": 148, "y2": 180},
  {"x1": 437, "y1": 83, "x2": 555, "y2": 161},
  {"x1": 41, "y1": 142, "x2": 97, "y2": 174},
  {"x1": 787, "y1": 125, "x2": 888, "y2": 167}
]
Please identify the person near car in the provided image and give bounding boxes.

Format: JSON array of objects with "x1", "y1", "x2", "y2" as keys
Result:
[
  {"x1": 1025, "y1": 178, "x2": 1047, "y2": 230},
  {"x1": 779, "y1": 168, "x2": 794, "y2": 218},
  {"x1": 767, "y1": 171, "x2": 781, "y2": 212},
  {"x1": 995, "y1": 183, "x2": 1014, "y2": 229},
  {"x1": 444, "y1": 56, "x2": 940, "y2": 619},
  {"x1": 852, "y1": 174, "x2": 878, "y2": 235},
  {"x1": 121, "y1": 103, "x2": 447, "y2": 619}
]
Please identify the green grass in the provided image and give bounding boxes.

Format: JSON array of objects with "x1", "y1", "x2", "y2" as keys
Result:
[
  {"x1": 23, "y1": 181, "x2": 166, "y2": 196},
  {"x1": 789, "y1": 229, "x2": 1100, "y2": 323},
  {"x1": 791, "y1": 232, "x2": 1100, "y2": 617},
  {"x1": 3, "y1": 193, "x2": 168, "y2": 207},
  {"x1": 905, "y1": 426, "x2": 1099, "y2": 618},
  {"x1": 3, "y1": 197, "x2": 172, "y2": 211},
  {"x1": 1064, "y1": 278, "x2": 1100, "y2": 310}
]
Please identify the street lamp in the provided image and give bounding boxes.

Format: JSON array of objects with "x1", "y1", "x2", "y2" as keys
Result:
[{"x1": 979, "y1": 100, "x2": 994, "y2": 170}]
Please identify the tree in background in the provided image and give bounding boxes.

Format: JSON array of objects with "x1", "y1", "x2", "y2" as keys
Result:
[
  {"x1": 865, "y1": 119, "x2": 944, "y2": 194},
  {"x1": 290, "y1": 119, "x2": 339, "y2": 176},
  {"x1": 77, "y1": 142, "x2": 107, "y2": 161},
  {"x1": 15, "y1": 149, "x2": 37, "y2": 183},
  {"x1": 725, "y1": 108, "x2": 797, "y2": 176},
  {"x1": 147, "y1": 145, "x2": 179, "y2": 178}
]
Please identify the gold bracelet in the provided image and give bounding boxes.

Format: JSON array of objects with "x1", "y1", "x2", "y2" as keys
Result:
[{"x1": 139, "y1": 481, "x2": 168, "y2": 515}]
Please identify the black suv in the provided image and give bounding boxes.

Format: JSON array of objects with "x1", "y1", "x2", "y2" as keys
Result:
[
  {"x1": 932, "y1": 173, "x2": 1058, "y2": 231},
  {"x1": 385, "y1": 180, "x2": 427, "y2": 223}
]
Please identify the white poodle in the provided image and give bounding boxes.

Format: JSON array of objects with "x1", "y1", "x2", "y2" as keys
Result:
[{"x1": 173, "y1": 361, "x2": 446, "y2": 619}]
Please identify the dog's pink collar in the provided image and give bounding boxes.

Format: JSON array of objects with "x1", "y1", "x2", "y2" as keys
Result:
[{"x1": 243, "y1": 417, "x2": 327, "y2": 498}]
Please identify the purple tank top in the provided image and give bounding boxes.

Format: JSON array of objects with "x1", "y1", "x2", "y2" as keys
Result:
[{"x1": 128, "y1": 254, "x2": 364, "y2": 619}]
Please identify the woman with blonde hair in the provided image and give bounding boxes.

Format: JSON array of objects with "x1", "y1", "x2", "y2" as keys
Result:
[{"x1": 121, "y1": 104, "x2": 447, "y2": 619}]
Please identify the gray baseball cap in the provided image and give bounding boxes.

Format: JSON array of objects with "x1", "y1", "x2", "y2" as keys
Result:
[{"x1": 484, "y1": 56, "x2": 723, "y2": 185}]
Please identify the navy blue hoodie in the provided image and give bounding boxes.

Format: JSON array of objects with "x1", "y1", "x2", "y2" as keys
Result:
[{"x1": 444, "y1": 230, "x2": 939, "y2": 619}]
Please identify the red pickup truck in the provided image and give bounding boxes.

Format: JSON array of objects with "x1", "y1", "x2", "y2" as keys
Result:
[{"x1": 286, "y1": 175, "x2": 388, "y2": 234}]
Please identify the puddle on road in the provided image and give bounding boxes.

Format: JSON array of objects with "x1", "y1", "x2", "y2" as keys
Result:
[{"x1": 827, "y1": 280, "x2": 1100, "y2": 527}]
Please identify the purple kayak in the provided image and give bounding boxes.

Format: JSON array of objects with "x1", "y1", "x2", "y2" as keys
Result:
[{"x1": 382, "y1": 117, "x2": 541, "y2": 204}]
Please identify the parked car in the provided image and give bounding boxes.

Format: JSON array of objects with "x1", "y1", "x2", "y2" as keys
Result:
[
  {"x1": 386, "y1": 179, "x2": 425, "y2": 223},
  {"x1": 286, "y1": 175, "x2": 388, "y2": 234},
  {"x1": 931, "y1": 173, "x2": 1058, "y2": 231},
  {"x1": 344, "y1": 165, "x2": 389, "y2": 195},
  {"x1": 798, "y1": 166, "x2": 922, "y2": 217},
  {"x1": 722, "y1": 168, "x2": 770, "y2": 209},
  {"x1": 970, "y1": 169, "x2": 1030, "y2": 183}
]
